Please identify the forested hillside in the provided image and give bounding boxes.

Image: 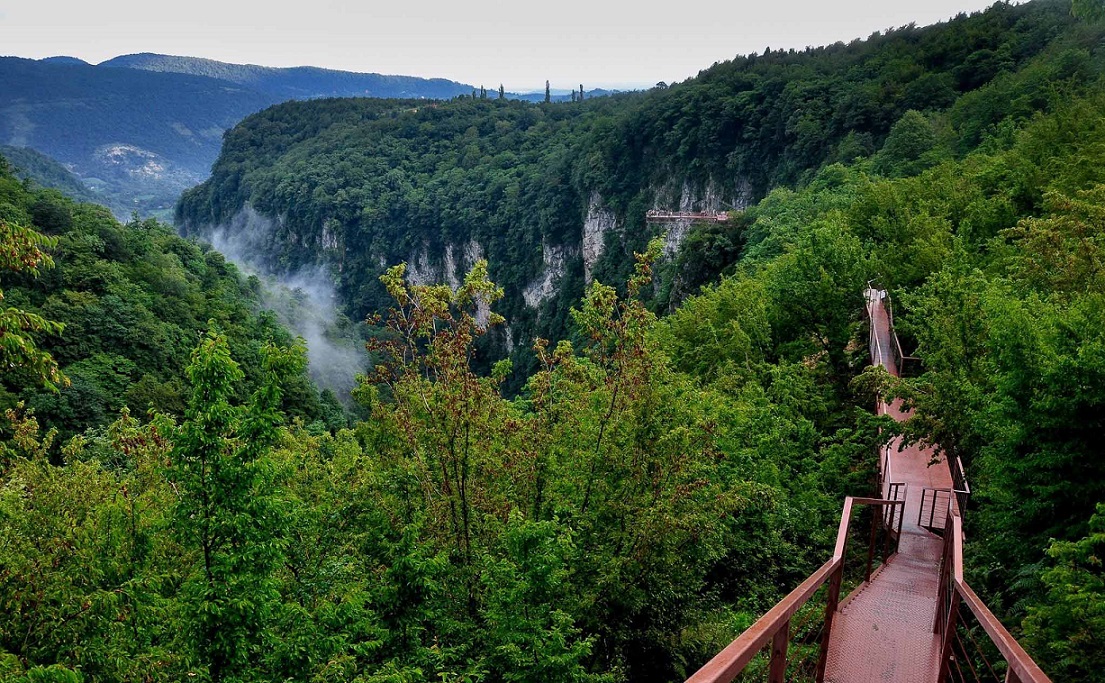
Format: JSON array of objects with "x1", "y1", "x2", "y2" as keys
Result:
[
  {"x1": 0, "y1": 146, "x2": 101, "y2": 206},
  {"x1": 2, "y1": 141, "x2": 885, "y2": 682},
  {"x1": 3, "y1": 0, "x2": 1105, "y2": 681},
  {"x1": 0, "y1": 57, "x2": 475, "y2": 217},
  {"x1": 177, "y1": 0, "x2": 1100, "y2": 381},
  {"x1": 0, "y1": 58, "x2": 276, "y2": 215},
  {"x1": 0, "y1": 156, "x2": 332, "y2": 441}
]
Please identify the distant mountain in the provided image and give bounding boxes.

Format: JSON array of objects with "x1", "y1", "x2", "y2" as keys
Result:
[
  {"x1": 0, "y1": 145, "x2": 101, "y2": 205},
  {"x1": 38, "y1": 56, "x2": 90, "y2": 66},
  {"x1": 0, "y1": 55, "x2": 479, "y2": 216},
  {"x1": 0, "y1": 57, "x2": 276, "y2": 216},
  {"x1": 99, "y1": 53, "x2": 475, "y2": 101}
]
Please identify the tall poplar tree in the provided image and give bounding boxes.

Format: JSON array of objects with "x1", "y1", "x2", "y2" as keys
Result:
[{"x1": 170, "y1": 326, "x2": 305, "y2": 681}]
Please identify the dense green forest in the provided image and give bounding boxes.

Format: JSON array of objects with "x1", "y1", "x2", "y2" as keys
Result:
[
  {"x1": 177, "y1": 0, "x2": 1101, "y2": 372},
  {"x1": 0, "y1": 160, "x2": 334, "y2": 441},
  {"x1": 3, "y1": 152, "x2": 877, "y2": 682},
  {"x1": 4, "y1": 0, "x2": 1105, "y2": 681},
  {"x1": 0, "y1": 56, "x2": 476, "y2": 218},
  {"x1": 0, "y1": 147, "x2": 101, "y2": 207}
]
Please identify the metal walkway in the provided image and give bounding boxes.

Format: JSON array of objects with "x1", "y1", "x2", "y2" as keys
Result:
[
  {"x1": 684, "y1": 287, "x2": 1051, "y2": 683},
  {"x1": 821, "y1": 290, "x2": 952, "y2": 682}
]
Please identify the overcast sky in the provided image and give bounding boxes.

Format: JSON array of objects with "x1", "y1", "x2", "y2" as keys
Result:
[{"x1": 1, "y1": 0, "x2": 1008, "y2": 90}]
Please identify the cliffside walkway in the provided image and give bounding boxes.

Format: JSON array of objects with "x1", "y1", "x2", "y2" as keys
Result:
[
  {"x1": 683, "y1": 288, "x2": 1050, "y2": 683},
  {"x1": 819, "y1": 290, "x2": 951, "y2": 682}
]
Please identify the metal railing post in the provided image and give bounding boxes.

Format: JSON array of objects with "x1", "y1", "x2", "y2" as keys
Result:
[
  {"x1": 937, "y1": 590, "x2": 961, "y2": 683},
  {"x1": 896, "y1": 499, "x2": 904, "y2": 553},
  {"x1": 768, "y1": 619, "x2": 790, "y2": 683},
  {"x1": 815, "y1": 563, "x2": 844, "y2": 683},
  {"x1": 864, "y1": 505, "x2": 878, "y2": 581}
]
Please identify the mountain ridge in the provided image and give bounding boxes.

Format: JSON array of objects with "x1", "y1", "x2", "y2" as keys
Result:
[
  {"x1": 0, "y1": 55, "x2": 482, "y2": 216},
  {"x1": 98, "y1": 52, "x2": 476, "y2": 100}
]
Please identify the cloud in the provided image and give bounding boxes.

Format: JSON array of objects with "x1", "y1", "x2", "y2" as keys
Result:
[{"x1": 200, "y1": 207, "x2": 367, "y2": 402}]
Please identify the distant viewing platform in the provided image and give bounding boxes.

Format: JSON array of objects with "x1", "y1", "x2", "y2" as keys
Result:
[{"x1": 645, "y1": 210, "x2": 730, "y2": 222}]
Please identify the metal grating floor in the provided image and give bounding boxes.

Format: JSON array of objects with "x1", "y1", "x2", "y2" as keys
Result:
[{"x1": 822, "y1": 292, "x2": 954, "y2": 682}]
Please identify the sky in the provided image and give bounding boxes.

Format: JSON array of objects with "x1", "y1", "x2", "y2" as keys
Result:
[{"x1": 1, "y1": 0, "x2": 1009, "y2": 90}]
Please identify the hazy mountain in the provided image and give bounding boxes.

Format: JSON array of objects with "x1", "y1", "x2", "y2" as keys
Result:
[
  {"x1": 0, "y1": 57, "x2": 275, "y2": 217},
  {"x1": 0, "y1": 55, "x2": 478, "y2": 216},
  {"x1": 100, "y1": 53, "x2": 475, "y2": 101},
  {"x1": 38, "y1": 56, "x2": 91, "y2": 66}
]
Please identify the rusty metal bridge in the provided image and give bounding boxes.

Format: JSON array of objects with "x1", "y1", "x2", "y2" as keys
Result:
[{"x1": 685, "y1": 288, "x2": 1050, "y2": 683}]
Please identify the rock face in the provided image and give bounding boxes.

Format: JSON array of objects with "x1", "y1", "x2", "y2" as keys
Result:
[
  {"x1": 406, "y1": 239, "x2": 486, "y2": 289},
  {"x1": 189, "y1": 173, "x2": 757, "y2": 355},
  {"x1": 651, "y1": 177, "x2": 754, "y2": 256},
  {"x1": 583, "y1": 192, "x2": 617, "y2": 284},
  {"x1": 524, "y1": 242, "x2": 576, "y2": 308}
]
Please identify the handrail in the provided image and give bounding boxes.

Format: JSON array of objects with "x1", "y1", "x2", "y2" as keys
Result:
[
  {"x1": 935, "y1": 504, "x2": 1051, "y2": 682},
  {"x1": 685, "y1": 558, "x2": 840, "y2": 683},
  {"x1": 686, "y1": 496, "x2": 905, "y2": 683},
  {"x1": 875, "y1": 286, "x2": 921, "y2": 376},
  {"x1": 918, "y1": 487, "x2": 970, "y2": 530},
  {"x1": 879, "y1": 444, "x2": 896, "y2": 500},
  {"x1": 645, "y1": 210, "x2": 730, "y2": 222},
  {"x1": 956, "y1": 582, "x2": 1051, "y2": 683},
  {"x1": 865, "y1": 288, "x2": 886, "y2": 369}
]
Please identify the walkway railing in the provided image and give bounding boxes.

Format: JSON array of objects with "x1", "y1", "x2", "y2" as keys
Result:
[
  {"x1": 685, "y1": 496, "x2": 905, "y2": 683},
  {"x1": 867, "y1": 284, "x2": 921, "y2": 376},
  {"x1": 934, "y1": 503, "x2": 1050, "y2": 683},
  {"x1": 918, "y1": 487, "x2": 969, "y2": 533},
  {"x1": 685, "y1": 287, "x2": 1051, "y2": 683},
  {"x1": 645, "y1": 209, "x2": 730, "y2": 222}
]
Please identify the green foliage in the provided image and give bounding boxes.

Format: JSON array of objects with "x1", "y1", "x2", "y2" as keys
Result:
[
  {"x1": 4, "y1": 3, "x2": 1105, "y2": 680},
  {"x1": 169, "y1": 327, "x2": 304, "y2": 681},
  {"x1": 1022, "y1": 504, "x2": 1105, "y2": 679},
  {"x1": 1072, "y1": 0, "x2": 1105, "y2": 20},
  {"x1": 176, "y1": 0, "x2": 1101, "y2": 367},
  {"x1": 871, "y1": 110, "x2": 947, "y2": 178},
  {"x1": 0, "y1": 157, "x2": 325, "y2": 441},
  {"x1": 0, "y1": 147, "x2": 100, "y2": 206},
  {"x1": 0, "y1": 218, "x2": 66, "y2": 391}
]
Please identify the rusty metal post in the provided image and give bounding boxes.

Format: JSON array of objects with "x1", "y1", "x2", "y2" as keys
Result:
[
  {"x1": 934, "y1": 550, "x2": 949, "y2": 633},
  {"x1": 937, "y1": 590, "x2": 961, "y2": 683},
  {"x1": 892, "y1": 497, "x2": 901, "y2": 550},
  {"x1": 866, "y1": 505, "x2": 878, "y2": 582},
  {"x1": 815, "y1": 563, "x2": 844, "y2": 683},
  {"x1": 882, "y1": 504, "x2": 892, "y2": 563},
  {"x1": 768, "y1": 619, "x2": 790, "y2": 683}
]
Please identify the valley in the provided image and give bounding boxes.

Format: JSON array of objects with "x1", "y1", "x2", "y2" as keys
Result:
[{"x1": 2, "y1": 1, "x2": 1104, "y2": 681}]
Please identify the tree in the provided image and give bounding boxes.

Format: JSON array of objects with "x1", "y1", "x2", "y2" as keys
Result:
[
  {"x1": 1022, "y1": 504, "x2": 1105, "y2": 681},
  {"x1": 545, "y1": 80, "x2": 551, "y2": 103},
  {"x1": 1072, "y1": 0, "x2": 1105, "y2": 21},
  {"x1": 0, "y1": 219, "x2": 66, "y2": 391},
  {"x1": 169, "y1": 325, "x2": 305, "y2": 682},
  {"x1": 499, "y1": 83, "x2": 505, "y2": 99},
  {"x1": 871, "y1": 110, "x2": 942, "y2": 178}
]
